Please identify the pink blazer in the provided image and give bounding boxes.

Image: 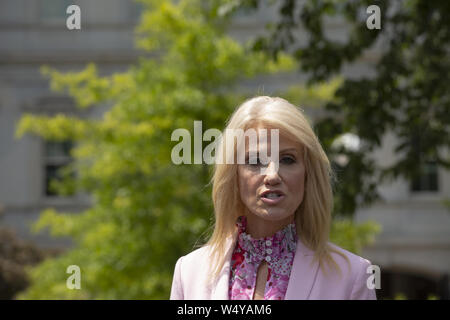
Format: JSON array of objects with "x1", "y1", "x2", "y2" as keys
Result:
[{"x1": 170, "y1": 235, "x2": 377, "y2": 300}]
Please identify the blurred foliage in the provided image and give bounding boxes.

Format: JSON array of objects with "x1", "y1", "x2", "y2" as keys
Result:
[
  {"x1": 0, "y1": 227, "x2": 60, "y2": 299},
  {"x1": 15, "y1": 0, "x2": 380, "y2": 299},
  {"x1": 241, "y1": 0, "x2": 450, "y2": 216},
  {"x1": 283, "y1": 77, "x2": 342, "y2": 109},
  {"x1": 330, "y1": 217, "x2": 381, "y2": 255},
  {"x1": 391, "y1": 292, "x2": 439, "y2": 300},
  {"x1": 393, "y1": 292, "x2": 407, "y2": 300}
]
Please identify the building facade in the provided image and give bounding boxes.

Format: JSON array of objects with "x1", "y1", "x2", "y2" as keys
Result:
[{"x1": 0, "y1": 0, "x2": 449, "y2": 299}]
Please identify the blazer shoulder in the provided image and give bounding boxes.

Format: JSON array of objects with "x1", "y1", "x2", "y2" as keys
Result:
[
  {"x1": 326, "y1": 242, "x2": 377, "y2": 299},
  {"x1": 174, "y1": 244, "x2": 215, "y2": 280},
  {"x1": 181, "y1": 244, "x2": 214, "y2": 265},
  {"x1": 181, "y1": 236, "x2": 235, "y2": 267},
  {"x1": 327, "y1": 241, "x2": 373, "y2": 271},
  {"x1": 170, "y1": 244, "x2": 216, "y2": 299}
]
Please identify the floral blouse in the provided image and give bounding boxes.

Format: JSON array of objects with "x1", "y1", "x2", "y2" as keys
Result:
[{"x1": 228, "y1": 215, "x2": 297, "y2": 300}]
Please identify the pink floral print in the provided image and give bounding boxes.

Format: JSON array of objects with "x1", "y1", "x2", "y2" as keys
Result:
[{"x1": 229, "y1": 215, "x2": 297, "y2": 300}]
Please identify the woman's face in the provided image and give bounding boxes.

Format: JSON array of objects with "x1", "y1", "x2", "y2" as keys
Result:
[{"x1": 237, "y1": 126, "x2": 306, "y2": 222}]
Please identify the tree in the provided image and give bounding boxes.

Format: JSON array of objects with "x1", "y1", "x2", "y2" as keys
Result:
[
  {"x1": 0, "y1": 226, "x2": 59, "y2": 299},
  {"x1": 15, "y1": 0, "x2": 379, "y2": 299},
  {"x1": 14, "y1": 0, "x2": 297, "y2": 299},
  {"x1": 236, "y1": 0, "x2": 450, "y2": 216}
]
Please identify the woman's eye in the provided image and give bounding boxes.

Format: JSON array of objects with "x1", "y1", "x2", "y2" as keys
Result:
[{"x1": 280, "y1": 156, "x2": 295, "y2": 164}]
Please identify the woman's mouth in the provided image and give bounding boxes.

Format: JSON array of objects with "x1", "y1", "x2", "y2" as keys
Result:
[{"x1": 260, "y1": 191, "x2": 285, "y2": 205}]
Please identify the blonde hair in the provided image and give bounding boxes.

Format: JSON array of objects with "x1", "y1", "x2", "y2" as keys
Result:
[{"x1": 204, "y1": 96, "x2": 349, "y2": 283}]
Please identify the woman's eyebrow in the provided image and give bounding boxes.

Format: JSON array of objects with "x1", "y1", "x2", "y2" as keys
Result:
[
  {"x1": 279, "y1": 148, "x2": 298, "y2": 154},
  {"x1": 245, "y1": 148, "x2": 299, "y2": 155}
]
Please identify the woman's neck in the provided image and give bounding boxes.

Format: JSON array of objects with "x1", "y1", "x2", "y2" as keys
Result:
[{"x1": 244, "y1": 213, "x2": 295, "y2": 239}]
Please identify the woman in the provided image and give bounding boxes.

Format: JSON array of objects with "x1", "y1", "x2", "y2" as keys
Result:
[{"x1": 170, "y1": 96, "x2": 377, "y2": 300}]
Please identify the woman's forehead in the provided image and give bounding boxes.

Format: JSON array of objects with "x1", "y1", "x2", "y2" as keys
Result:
[{"x1": 244, "y1": 125, "x2": 303, "y2": 153}]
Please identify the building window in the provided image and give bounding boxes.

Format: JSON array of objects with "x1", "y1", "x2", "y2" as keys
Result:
[
  {"x1": 44, "y1": 140, "x2": 74, "y2": 197},
  {"x1": 410, "y1": 160, "x2": 439, "y2": 192},
  {"x1": 40, "y1": 0, "x2": 72, "y2": 21}
]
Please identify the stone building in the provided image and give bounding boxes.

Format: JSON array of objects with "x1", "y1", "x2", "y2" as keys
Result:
[{"x1": 0, "y1": 0, "x2": 449, "y2": 299}]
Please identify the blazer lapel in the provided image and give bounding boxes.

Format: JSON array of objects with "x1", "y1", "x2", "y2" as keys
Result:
[
  {"x1": 285, "y1": 237, "x2": 320, "y2": 300},
  {"x1": 210, "y1": 234, "x2": 319, "y2": 300}
]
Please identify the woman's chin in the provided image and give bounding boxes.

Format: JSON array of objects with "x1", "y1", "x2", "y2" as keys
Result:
[{"x1": 252, "y1": 209, "x2": 293, "y2": 221}]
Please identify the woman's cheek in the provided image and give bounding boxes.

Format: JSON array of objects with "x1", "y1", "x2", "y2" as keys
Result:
[{"x1": 238, "y1": 169, "x2": 259, "y2": 204}]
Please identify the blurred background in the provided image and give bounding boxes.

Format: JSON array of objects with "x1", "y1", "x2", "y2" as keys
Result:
[{"x1": 0, "y1": 0, "x2": 449, "y2": 299}]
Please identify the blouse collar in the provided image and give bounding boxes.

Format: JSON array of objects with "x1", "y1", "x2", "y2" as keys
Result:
[{"x1": 236, "y1": 215, "x2": 297, "y2": 263}]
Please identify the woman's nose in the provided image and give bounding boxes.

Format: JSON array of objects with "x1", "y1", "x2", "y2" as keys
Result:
[{"x1": 263, "y1": 161, "x2": 281, "y2": 185}]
